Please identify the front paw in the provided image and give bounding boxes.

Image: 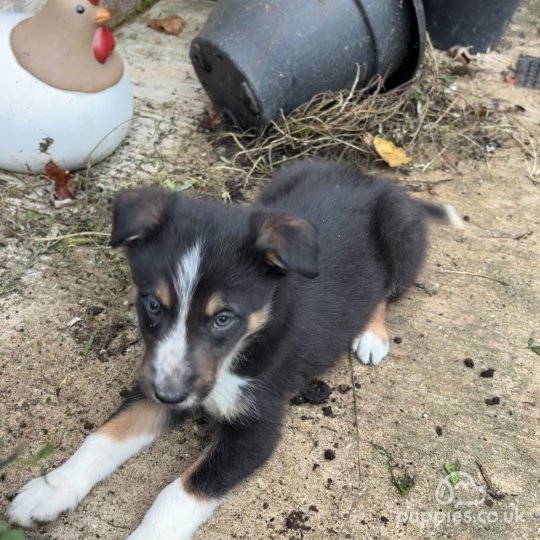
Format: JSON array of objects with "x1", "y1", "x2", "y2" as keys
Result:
[
  {"x1": 8, "y1": 472, "x2": 83, "y2": 527},
  {"x1": 128, "y1": 479, "x2": 218, "y2": 540},
  {"x1": 352, "y1": 330, "x2": 390, "y2": 365}
]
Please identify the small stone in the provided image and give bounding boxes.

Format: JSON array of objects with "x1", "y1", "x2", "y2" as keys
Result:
[
  {"x1": 337, "y1": 384, "x2": 351, "y2": 394},
  {"x1": 83, "y1": 420, "x2": 94, "y2": 431},
  {"x1": 480, "y1": 368, "x2": 495, "y2": 378},
  {"x1": 485, "y1": 397, "x2": 500, "y2": 406},
  {"x1": 309, "y1": 505, "x2": 319, "y2": 512},
  {"x1": 324, "y1": 449, "x2": 336, "y2": 460},
  {"x1": 354, "y1": 382, "x2": 361, "y2": 389},
  {"x1": 380, "y1": 516, "x2": 389, "y2": 524},
  {"x1": 263, "y1": 502, "x2": 269, "y2": 509},
  {"x1": 312, "y1": 463, "x2": 320, "y2": 471},
  {"x1": 301, "y1": 380, "x2": 332, "y2": 404},
  {"x1": 322, "y1": 406, "x2": 333, "y2": 417},
  {"x1": 464, "y1": 358, "x2": 474, "y2": 368},
  {"x1": 435, "y1": 425, "x2": 443, "y2": 436},
  {"x1": 393, "y1": 337, "x2": 402, "y2": 344}
]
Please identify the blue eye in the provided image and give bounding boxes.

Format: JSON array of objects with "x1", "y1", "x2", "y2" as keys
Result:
[
  {"x1": 144, "y1": 296, "x2": 161, "y2": 316},
  {"x1": 212, "y1": 312, "x2": 235, "y2": 330}
]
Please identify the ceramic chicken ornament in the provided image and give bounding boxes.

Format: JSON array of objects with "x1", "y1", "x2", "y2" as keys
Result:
[{"x1": 0, "y1": 0, "x2": 133, "y2": 173}]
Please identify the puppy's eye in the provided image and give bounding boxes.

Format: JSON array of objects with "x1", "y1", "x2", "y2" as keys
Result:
[
  {"x1": 75, "y1": 4, "x2": 85, "y2": 13},
  {"x1": 144, "y1": 296, "x2": 162, "y2": 316},
  {"x1": 212, "y1": 311, "x2": 235, "y2": 330}
]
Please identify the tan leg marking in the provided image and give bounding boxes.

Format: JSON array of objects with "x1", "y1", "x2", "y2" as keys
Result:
[
  {"x1": 98, "y1": 400, "x2": 168, "y2": 441},
  {"x1": 364, "y1": 301, "x2": 388, "y2": 342},
  {"x1": 155, "y1": 279, "x2": 172, "y2": 309},
  {"x1": 181, "y1": 447, "x2": 214, "y2": 503}
]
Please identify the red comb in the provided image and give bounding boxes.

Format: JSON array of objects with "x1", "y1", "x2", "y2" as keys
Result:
[{"x1": 88, "y1": 0, "x2": 99, "y2": 5}]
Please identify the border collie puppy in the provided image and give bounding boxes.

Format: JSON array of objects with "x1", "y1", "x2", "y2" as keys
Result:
[{"x1": 9, "y1": 160, "x2": 461, "y2": 538}]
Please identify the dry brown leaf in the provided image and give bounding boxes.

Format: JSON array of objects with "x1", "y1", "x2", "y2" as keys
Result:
[
  {"x1": 45, "y1": 161, "x2": 76, "y2": 208},
  {"x1": 201, "y1": 108, "x2": 223, "y2": 131},
  {"x1": 362, "y1": 132, "x2": 374, "y2": 146},
  {"x1": 447, "y1": 46, "x2": 473, "y2": 65},
  {"x1": 503, "y1": 74, "x2": 516, "y2": 85},
  {"x1": 373, "y1": 136, "x2": 412, "y2": 168},
  {"x1": 147, "y1": 15, "x2": 185, "y2": 35}
]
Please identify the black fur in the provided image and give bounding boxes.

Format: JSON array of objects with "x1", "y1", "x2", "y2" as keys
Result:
[{"x1": 114, "y1": 160, "x2": 445, "y2": 501}]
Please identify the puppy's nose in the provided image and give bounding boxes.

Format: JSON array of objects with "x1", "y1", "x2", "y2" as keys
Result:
[{"x1": 153, "y1": 384, "x2": 188, "y2": 405}]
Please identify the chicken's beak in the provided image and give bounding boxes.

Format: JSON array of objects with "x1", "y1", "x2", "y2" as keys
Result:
[{"x1": 95, "y1": 6, "x2": 110, "y2": 25}]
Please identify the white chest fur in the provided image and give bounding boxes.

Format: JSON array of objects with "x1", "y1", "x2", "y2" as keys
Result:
[{"x1": 203, "y1": 366, "x2": 257, "y2": 422}]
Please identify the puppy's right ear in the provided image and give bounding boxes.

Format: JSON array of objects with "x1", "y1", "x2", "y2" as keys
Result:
[{"x1": 110, "y1": 188, "x2": 172, "y2": 248}]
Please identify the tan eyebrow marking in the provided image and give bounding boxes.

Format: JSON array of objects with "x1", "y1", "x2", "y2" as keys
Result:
[
  {"x1": 247, "y1": 304, "x2": 271, "y2": 336},
  {"x1": 205, "y1": 292, "x2": 225, "y2": 317},
  {"x1": 154, "y1": 278, "x2": 172, "y2": 309}
]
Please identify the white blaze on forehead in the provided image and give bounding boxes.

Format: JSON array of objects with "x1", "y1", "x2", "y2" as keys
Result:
[{"x1": 154, "y1": 242, "x2": 202, "y2": 386}]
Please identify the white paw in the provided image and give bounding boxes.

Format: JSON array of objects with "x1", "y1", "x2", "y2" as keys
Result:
[
  {"x1": 352, "y1": 330, "x2": 390, "y2": 366},
  {"x1": 8, "y1": 472, "x2": 82, "y2": 526},
  {"x1": 128, "y1": 479, "x2": 219, "y2": 540}
]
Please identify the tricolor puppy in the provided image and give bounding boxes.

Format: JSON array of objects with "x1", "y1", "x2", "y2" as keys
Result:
[{"x1": 8, "y1": 160, "x2": 461, "y2": 538}]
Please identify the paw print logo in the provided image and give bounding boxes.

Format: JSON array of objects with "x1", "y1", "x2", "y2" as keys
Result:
[{"x1": 435, "y1": 470, "x2": 485, "y2": 507}]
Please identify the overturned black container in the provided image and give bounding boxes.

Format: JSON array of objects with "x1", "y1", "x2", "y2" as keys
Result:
[
  {"x1": 190, "y1": 0, "x2": 426, "y2": 130},
  {"x1": 423, "y1": 0, "x2": 521, "y2": 53}
]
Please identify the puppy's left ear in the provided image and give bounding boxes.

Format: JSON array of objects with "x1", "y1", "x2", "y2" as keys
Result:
[
  {"x1": 110, "y1": 188, "x2": 172, "y2": 248},
  {"x1": 250, "y1": 211, "x2": 319, "y2": 278}
]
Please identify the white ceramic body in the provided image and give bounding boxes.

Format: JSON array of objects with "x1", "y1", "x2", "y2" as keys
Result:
[{"x1": 0, "y1": 13, "x2": 133, "y2": 173}]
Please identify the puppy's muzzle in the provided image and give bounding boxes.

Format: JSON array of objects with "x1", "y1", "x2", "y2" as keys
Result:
[{"x1": 152, "y1": 382, "x2": 190, "y2": 405}]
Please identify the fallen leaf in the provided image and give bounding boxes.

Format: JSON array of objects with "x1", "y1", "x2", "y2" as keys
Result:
[
  {"x1": 161, "y1": 178, "x2": 196, "y2": 192},
  {"x1": 66, "y1": 317, "x2": 82, "y2": 328},
  {"x1": 147, "y1": 15, "x2": 185, "y2": 35},
  {"x1": 503, "y1": 74, "x2": 516, "y2": 85},
  {"x1": 201, "y1": 109, "x2": 223, "y2": 131},
  {"x1": 15, "y1": 444, "x2": 55, "y2": 468},
  {"x1": 45, "y1": 161, "x2": 76, "y2": 208},
  {"x1": 443, "y1": 462, "x2": 462, "y2": 486},
  {"x1": 447, "y1": 46, "x2": 472, "y2": 65},
  {"x1": 527, "y1": 338, "x2": 540, "y2": 355},
  {"x1": 82, "y1": 333, "x2": 95, "y2": 356},
  {"x1": 362, "y1": 132, "x2": 374, "y2": 146},
  {"x1": 371, "y1": 443, "x2": 415, "y2": 496},
  {"x1": 373, "y1": 136, "x2": 412, "y2": 168}
]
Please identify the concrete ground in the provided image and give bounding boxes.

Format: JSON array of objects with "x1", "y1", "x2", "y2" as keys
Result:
[{"x1": 1, "y1": 1, "x2": 539, "y2": 539}]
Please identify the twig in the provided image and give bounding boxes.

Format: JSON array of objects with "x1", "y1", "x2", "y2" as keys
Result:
[
  {"x1": 31, "y1": 231, "x2": 110, "y2": 242},
  {"x1": 476, "y1": 461, "x2": 506, "y2": 501},
  {"x1": 436, "y1": 269, "x2": 509, "y2": 286}
]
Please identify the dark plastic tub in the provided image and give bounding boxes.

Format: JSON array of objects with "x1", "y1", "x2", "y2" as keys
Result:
[
  {"x1": 423, "y1": 0, "x2": 521, "y2": 53},
  {"x1": 190, "y1": 0, "x2": 426, "y2": 130}
]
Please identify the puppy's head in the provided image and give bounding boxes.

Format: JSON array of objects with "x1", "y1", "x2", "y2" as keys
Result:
[{"x1": 111, "y1": 188, "x2": 318, "y2": 409}]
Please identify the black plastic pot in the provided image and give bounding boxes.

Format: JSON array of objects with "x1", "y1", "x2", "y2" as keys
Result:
[
  {"x1": 190, "y1": 0, "x2": 426, "y2": 130},
  {"x1": 423, "y1": 0, "x2": 521, "y2": 53}
]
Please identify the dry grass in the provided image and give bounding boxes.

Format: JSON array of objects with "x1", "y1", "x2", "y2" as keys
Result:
[
  {"x1": 216, "y1": 44, "x2": 538, "y2": 184},
  {"x1": 1, "y1": 44, "x2": 538, "y2": 299}
]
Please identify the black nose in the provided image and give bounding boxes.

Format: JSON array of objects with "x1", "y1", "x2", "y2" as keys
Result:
[{"x1": 153, "y1": 384, "x2": 188, "y2": 405}]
